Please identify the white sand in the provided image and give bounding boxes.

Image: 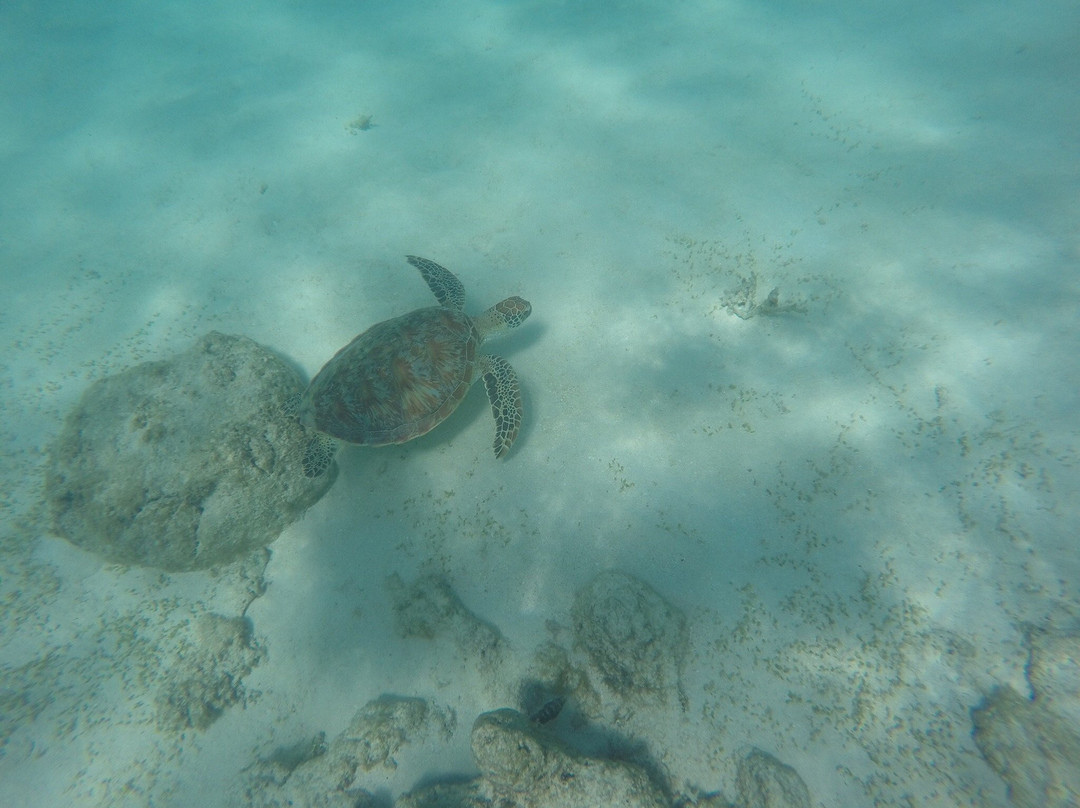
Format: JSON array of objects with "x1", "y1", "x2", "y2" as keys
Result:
[{"x1": 2, "y1": 1, "x2": 1078, "y2": 806}]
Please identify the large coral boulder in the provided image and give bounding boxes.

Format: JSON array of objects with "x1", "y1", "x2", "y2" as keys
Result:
[{"x1": 45, "y1": 331, "x2": 335, "y2": 570}]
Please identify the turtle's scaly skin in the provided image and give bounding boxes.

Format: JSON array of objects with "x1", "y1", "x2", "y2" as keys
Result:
[{"x1": 298, "y1": 257, "x2": 530, "y2": 473}]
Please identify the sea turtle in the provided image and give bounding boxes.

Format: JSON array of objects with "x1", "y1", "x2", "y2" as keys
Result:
[{"x1": 297, "y1": 255, "x2": 532, "y2": 476}]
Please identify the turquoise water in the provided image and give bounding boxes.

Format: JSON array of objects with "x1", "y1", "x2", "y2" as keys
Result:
[{"x1": 2, "y1": 1, "x2": 1078, "y2": 806}]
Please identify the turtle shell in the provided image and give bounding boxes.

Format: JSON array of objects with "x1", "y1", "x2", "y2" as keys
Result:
[{"x1": 299, "y1": 306, "x2": 479, "y2": 446}]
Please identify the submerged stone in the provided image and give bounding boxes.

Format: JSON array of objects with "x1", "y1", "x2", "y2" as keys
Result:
[
  {"x1": 570, "y1": 570, "x2": 689, "y2": 706},
  {"x1": 736, "y1": 748, "x2": 812, "y2": 808},
  {"x1": 471, "y1": 708, "x2": 668, "y2": 808},
  {"x1": 155, "y1": 613, "x2": 264, "y2": 732},
  {"x1": 45, "y1": 331, "x2": 336, "y2": 571},
  {"x1": 972, "y1": 685, "x2": 1080, "y2": 808}
]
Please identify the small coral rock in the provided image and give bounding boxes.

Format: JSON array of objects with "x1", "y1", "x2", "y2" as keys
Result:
[
  {"x1": 1026, "y1": 627, "x2": 1080, "y2": 725},
  {"x1": 972, "y1": 685, "x2": 1080, "y2": 808},
  {"x1": 155, "y1": 613, "x2": 264, "y2": 732},
  {"x1": 570, "y1": 570, "x2": 688, "y2": 705},
  {"x1": 331, "y1": 695, "x2": 455, "y2": 777},
  {"x1": 735, "y1": 748, "x2": 811, "y2": 808},
  {"x1": 471, "y1": 708, "x2": 668, "y2": 808}
]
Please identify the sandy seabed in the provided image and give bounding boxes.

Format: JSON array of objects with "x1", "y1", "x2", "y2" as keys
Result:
[{"x1": 2, "y1": 1, "x2": 1079, "y2": 806}]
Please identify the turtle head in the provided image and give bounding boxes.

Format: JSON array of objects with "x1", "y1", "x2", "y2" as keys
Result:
[
  {"x1": 475, "y1": 296, "x2": 531, "y2": 340},
  {"x1": 494, "y1": 296, "x2": 531, "y2": 329}
]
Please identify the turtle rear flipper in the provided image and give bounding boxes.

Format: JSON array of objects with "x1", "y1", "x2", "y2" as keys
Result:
[
  {"x1": 479, "y1": 354, "x2": 523, "y2": 458},
  {"x1": 303, "y1": 433, "x2": 338, "y2": 478}
]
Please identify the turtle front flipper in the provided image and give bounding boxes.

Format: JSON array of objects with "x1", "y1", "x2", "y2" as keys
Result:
[
  {"x1": 478, "y1": 354, "x2": 523, "y2": 458},
  {"x1": 406, "y1": 255, "x2": 466, "y2": 312}
]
